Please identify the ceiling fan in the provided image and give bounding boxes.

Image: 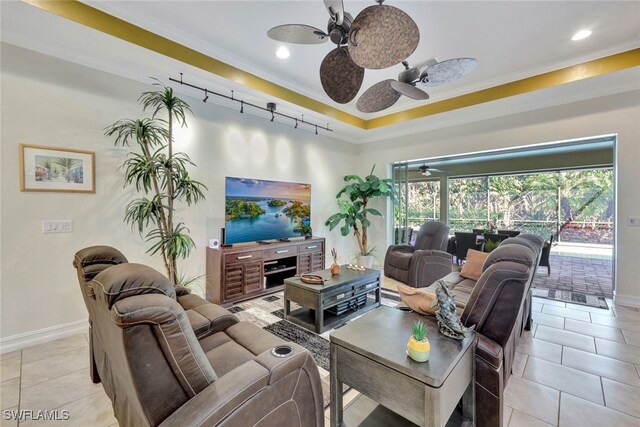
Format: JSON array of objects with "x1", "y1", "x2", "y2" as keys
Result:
[
  {"x1": 357, "y1": 57, "x2": 478, "y2": 113},
  {"x1": 418, "y1": 164, "x2": 451, "y2": 177},
  {"x1": 267, "y1": 0, "x2": 419, "y2": 104}
]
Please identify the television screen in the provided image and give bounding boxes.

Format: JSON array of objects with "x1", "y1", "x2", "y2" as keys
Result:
[{"x1": 224, "y1": 177, "x2": 311, "y2": 244}]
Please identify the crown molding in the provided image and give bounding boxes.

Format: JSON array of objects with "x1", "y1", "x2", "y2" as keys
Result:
[{"x1": 21, "y1": 0, "x2": 640, "y2": 131}]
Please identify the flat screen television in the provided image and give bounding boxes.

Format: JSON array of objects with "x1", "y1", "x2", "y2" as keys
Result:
[{"x1": 224, "y1": 177, "x2": 311, "y2": 244}]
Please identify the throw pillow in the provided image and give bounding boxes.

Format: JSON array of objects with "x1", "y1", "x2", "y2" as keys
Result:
[
  {"x1": 396, "y1": 283, "x2": 439, "y2": 315},
  {"x1": 460, "y1": 249, "x2": 489, "y2": 281}
]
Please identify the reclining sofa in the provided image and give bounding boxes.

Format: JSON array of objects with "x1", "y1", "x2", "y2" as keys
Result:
[
  {"x1": 458, "y1": 241, "x2": 539, "y2": 427},
  {"x1": 397, "y1": 234, "x2": 543, "y2": 427},
  {"x1": 73, "y1": 246, "x2": 323, "y2": 427}
]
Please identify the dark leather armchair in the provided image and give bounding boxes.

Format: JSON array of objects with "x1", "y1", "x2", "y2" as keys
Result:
[
  {"x1": 73, "y1": 247, "x2": 323, "y2": 427},
  {"x1": 384, "y1": 221, "x2": 451, "y2": 288}
]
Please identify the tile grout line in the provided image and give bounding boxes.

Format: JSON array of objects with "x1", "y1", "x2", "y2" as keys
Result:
[
  {"x1": 556, "y1": 390, "x2": 562, "y2": 426},
  {"x1": 19, "y1": 345, "x2": 90, "y2": 389},
  {"x1": 45, "y1": 388, "x2": 105, "y2": 414},
  {"x1": 17, "y1": 350, "x2": 22, "y2": 427},
  {"x1": 599, "y1": 375, "x2": 606, "y2": 409},
  {"x1": 20, "y1": 366, "x2": 92, "y2": 393}
]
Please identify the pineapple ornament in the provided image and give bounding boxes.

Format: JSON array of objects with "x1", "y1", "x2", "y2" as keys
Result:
[
  {"x1": 407, "y1": 320, "x2": 430, "y2": 362},
  {"x1": 330, "y1": 248, "x2": 340, "y2": 276}
]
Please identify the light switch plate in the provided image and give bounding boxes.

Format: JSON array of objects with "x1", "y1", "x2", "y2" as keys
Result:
[
  {"x1": 628, "y1": 216, "x2": 640, "y2": 226},
  {"x1": 43, "y1": 220, "x2": 72, "y2": 233}
]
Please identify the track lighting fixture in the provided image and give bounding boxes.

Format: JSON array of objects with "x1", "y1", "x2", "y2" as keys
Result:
[{"x1": 169, "y1": 75, "x2": 332, "y2": 134}]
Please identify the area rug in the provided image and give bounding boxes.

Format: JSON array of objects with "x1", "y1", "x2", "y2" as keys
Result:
[
  {"x1": 532, "y1": 288, "x2": 608, "y2": 309},
  {"x1": 228, "y1": 288, "x2": 400, "y2": 407}
]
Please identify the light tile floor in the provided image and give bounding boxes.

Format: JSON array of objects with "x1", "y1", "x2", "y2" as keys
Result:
[{"x1": 2, "y1": 297, "x2": 640, "y2": 427}]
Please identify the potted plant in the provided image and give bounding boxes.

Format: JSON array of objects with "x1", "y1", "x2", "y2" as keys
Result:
[
  {"x1": 325, "y1": 165, "x2": 396, "y2": 268},
  {"x1": 407, "y1": 320, "x2": 430, "y2": 362},
  {"x1": 105, "y1": 79, "x2": 207, "y2": 286}
]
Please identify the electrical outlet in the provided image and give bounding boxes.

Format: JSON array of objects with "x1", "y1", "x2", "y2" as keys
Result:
[
  {"x1": 42, "y1": 220, "x2": 73, "y2": 233},
  {"x1": 628, "y1": 216, "x2": 640, "y2": 226}
]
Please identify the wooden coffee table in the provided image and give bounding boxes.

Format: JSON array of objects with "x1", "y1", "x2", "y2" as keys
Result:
[
  {"x1": 283, "y1": 266, "x2": 380, "y2": 334},
  {"x1": 330, "y1": 306, "x2": 476, "y2": 427}
]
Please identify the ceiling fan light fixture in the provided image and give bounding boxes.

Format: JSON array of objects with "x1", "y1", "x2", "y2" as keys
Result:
[
  {"x1": 275, "y1": 46, "x2": 290, "y2": 59},
  {"x1": 422, "y1": 170, "x2": 432, "y2": 177},
  {"x1": 571, "y1": 29, "x2": 592, "y2": 41}
]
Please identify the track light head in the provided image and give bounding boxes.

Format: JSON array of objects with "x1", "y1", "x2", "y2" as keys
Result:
[
  {"x1": 315, "y1": 125, "x2": 318, "y2": 135},
  {"x1": 203, "y1": 89, "x2": 208, "y2": 103},
  {"x1": 271, "y1": 112, "x2": 275, "y2": 122},
  {"x1": 240, "y1": 101, "x2": 244, "y2": 113},
  {"x1": 295, "y1": 119, "x2": 298, "y2": 129}
]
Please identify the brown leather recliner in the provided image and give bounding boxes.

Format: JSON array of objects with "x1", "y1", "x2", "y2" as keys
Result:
[
  {"x1": 459, "y1": 243, "x2": 537, "y2": 427},
  {"x1": 384, "y1": 221, "x2": 452, "y2": 287},
  {"x1": 73, "y1": 246, "x2": 129, "y2": 383},
  {"x1": 74, "y1": 248, "x2": 323, "y2": 427}
]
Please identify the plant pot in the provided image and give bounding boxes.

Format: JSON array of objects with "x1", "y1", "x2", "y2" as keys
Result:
[
  {"x1": 330, "y1": 262, "x2": 341, "y2": 276},
  {"x1": 406, "y1": 336, "x2": 430, "y2": 363},
  {"x1": 357, "y1": 255, "x2": 374, "y2": 268}
]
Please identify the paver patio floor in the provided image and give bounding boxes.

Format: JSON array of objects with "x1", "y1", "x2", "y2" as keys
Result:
[{"x1": 533, "y1": 253, "x2": 613, "y2": 298}]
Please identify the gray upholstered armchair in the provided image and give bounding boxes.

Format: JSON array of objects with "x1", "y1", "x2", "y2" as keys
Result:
[{"x1": 384, "y1": 221, "x2": 452, "y2": 288}]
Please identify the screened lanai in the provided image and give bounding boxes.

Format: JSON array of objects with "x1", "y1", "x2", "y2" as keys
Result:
[{"x1": 392, "y1": 137, "x2": 615, "y2": 298}]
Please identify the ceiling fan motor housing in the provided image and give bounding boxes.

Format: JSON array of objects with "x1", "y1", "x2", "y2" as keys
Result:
[
  {"x1": 327, "y1": 12, "x2": 352, "y2": 45},
  {"x1": 398, "y1": 67, "x2": 421, "y2": 83}
]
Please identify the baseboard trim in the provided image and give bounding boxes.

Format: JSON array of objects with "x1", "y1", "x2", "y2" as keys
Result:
[
  {"x1": 613, "y1": 292, "x2": 640, "y2": 309},
  {"x1": 0, "y1": 319, "x2": 89, "y2": 354}
]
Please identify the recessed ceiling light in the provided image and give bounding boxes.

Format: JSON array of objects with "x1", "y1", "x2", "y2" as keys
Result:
[
  {"x1": 571, "y1": 29, "x2": 592, "y2": 41},
  {"x1": 276, "y1": 46, "x2": 290, "y2": 59}
]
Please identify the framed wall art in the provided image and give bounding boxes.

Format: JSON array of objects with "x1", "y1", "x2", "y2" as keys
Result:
[{"x1": 19, "y1": 144, "x2": 95, "y2": 193}]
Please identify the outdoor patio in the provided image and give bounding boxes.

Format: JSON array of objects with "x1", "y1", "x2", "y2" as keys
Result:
[{"x1": 532, "y1": 244, "x2": 613, "y2": 298}]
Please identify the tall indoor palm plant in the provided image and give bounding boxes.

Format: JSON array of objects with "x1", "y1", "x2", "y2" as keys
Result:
[
  {"x1": 105, "y1": 80, "x2": 206, "y2": 285},
  {"x1": 325, "y1": 165, "x2": 396, "y2": 266}
]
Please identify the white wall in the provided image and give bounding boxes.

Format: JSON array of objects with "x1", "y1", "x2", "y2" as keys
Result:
[
  {"x1": 2, "y1": 42, "x2": 639, "y2": 349},
  {"x1": 0, "y1": 44, "x2": 359, "y2": 343},
  {"x1": 359, "y1": 90, "x2": 640, "y2": 306}
]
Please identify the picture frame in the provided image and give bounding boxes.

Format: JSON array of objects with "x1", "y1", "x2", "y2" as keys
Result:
[{"x1": 19, "y1": 144, "x2": 95, "y2": 193}]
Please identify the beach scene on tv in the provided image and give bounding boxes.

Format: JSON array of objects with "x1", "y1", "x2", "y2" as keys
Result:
[{"x1": 225, "y1": 177, "x2": 311, "y2": 244}]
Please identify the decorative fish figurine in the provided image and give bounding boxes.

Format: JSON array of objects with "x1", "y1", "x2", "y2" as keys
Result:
[{"x1": 432, "y1": 280, "x2": 473, "y2": 340}]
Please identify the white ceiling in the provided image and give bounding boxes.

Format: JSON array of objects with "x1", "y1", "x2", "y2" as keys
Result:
[{"x1": 2, "y1": 0, "x2": 639, "y2": 143}]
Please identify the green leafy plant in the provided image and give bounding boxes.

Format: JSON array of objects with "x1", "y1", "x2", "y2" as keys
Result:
[
  {"x1": 325, "y1": 165, "x2": 396, "y2": 256},
  {"x1": 484, "y1": 239, "x2": 500, "y2": 252},
  {"x1": 105, "y1": 80, "x2": 207, "y2": 285},
  {"x1": 412, "y1": 320, "x2": 428, "y2": 342}
]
